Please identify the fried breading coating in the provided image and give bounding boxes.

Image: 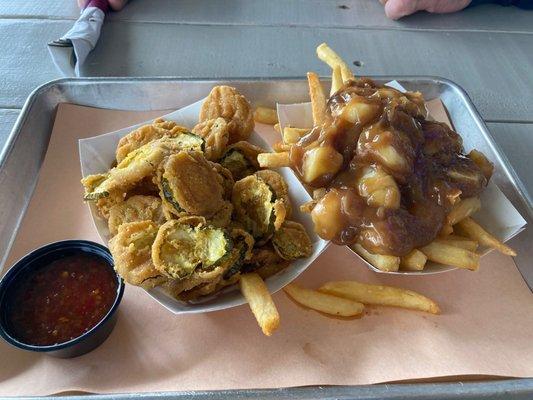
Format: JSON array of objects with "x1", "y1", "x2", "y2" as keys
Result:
[
  {"x1": 220, "y1": 228, "x2": 255, "y2": 279},
  {"x1": 108, "y1": 221, "x2": 165, "y2": 289},
  {"x1": 209, "y1": 201, "x2": 234, "y2": 228},
  {"x1": 158, "y1": 151, "x2": 225, "y2": 218},
  {"x1": 176, "y1": 274, "x2": 241, "y2": 301},
  {"x1": 272, "y1": 221, "x2": 312, "y2": 260},
  {"x1": 242, "y1": 245, "x2": 290, "y2": 280},
  {"x1": 162, "y1": 228, "x2": 254, "y2": 300},
  {"x1": 199, "y1": 86, "x2": 254, "y2": 144},
  {"x1": 162, "y1": 264, "x2": 232, "y2": 300},
  {"x1": 125, "y1": 176, "x2": 160, "y2": 197},
  {"x1": 220, "y1": 141, "x2": 265, "y2": 181},
  {"x1": 153, "y1": 118, "x2": 178, "y2": 131},
  {"x1": 192, "y1": 117, "x2": 230, "y2": 161},
  {"x1": 95, "y1": 189, "x2": 126, "y2": 219},
  {"x1": 209, "y1": 161, "x2": 235, "y2": 200},
  {"x1": 83, "y1": 136, "x2": 203, "y2": 201},
  {"x1": 116, "y1": 120, "x2": 189, "y2": 163},
  {"x1": 108, "y1": 195, "x2": 165, "y2": 236},
  {"x1": 255, "y1": 169, "x2": 292, "y2": 219},
  {"x1": 231, "y1": 174, "x2": 287, "y2": 241},
  {"x1": 152, "y1": 219, "x2": 231, "y2": 280}
]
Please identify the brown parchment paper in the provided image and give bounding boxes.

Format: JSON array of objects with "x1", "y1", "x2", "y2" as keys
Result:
[{"x1": 0, "y1": 103, "x2": 532, "y2": 396}]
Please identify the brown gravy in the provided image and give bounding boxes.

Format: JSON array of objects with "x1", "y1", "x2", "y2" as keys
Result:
[{"x1": 291, "y1": 78, "x2": 492, "y2": 256}]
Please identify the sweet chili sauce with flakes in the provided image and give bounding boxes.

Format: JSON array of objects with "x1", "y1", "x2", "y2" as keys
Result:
[{"x1": 6, "y1": 253, "x2": 117, "y2": 346}]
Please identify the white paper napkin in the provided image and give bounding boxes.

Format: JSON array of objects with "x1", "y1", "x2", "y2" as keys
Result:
[{"x1": 48, "y1": 7, "x2": 105, "y2": 77}]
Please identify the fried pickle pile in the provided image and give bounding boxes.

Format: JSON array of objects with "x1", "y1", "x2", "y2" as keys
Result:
[{"x1": 81, "y1": 86, "x2": 312, "y2": 301}]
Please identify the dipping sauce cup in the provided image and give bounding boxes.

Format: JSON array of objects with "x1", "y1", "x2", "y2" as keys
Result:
[{"x1": 0, "y1": 240, "x2": 124, "y2": 358}]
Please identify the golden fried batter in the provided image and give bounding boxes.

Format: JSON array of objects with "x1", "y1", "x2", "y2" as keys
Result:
[
  {"x1": 95, "y1": 189, "x2": 125, "y2": 219},
  {"x1": 125, "y1": 176, "x2": 160, "y2": 197},
  {"x1": 162, "y1": 227, "x2": 254, "y2": 300},
  {"x1": 153, "y1": 118, "x2": 178, "y2": 131},
  {"x1": 108, "y1": 221, "x2": 165, "y2": 289},
  {"x1": 255, "y1": 169, "x2": 292, "y2": 219},
  {"x1": 209, "y1": 201, "x2": 234, "y2": 228},
  {"x1": 192, "y1": 117, "x2": 229, "y2": 161},
  {"x1": 162, "y1": 264, "x2": 232, "y2": 299},
  {"x1": 272, "y1": 221, "x2": 312, "y2": 260},
  {"x1": 220, "y1": 141, "x2": 265, "y2": 181},
  {"x1": 108, "y1": 195, "x2": 165, "y2": 236},
  {"x1": 83, "y1": 137, "x2": 204, "y2": 201},
  {"x1": 244, "y1": 245, "x2": 290, "y2": 280},
  {"x1": 151, "y1": 219, "x2": 231, "y2": 280},
  {"x1": 199, "y1": 86, "x2": 254, "y2": 144},
  {"x1": 209, "y1": 161, "x2": 234, "y2": 200},
  {"x1": 232, "y1": 174, "x2": 287, "y2": 241},
  {"x1": 176, "y1": 274, "x2": 241, "y2": 301},
  {"x1": 116, "y1": 120, "x2": 189, "y2": 163},
  {"x1": 159, "y1": 151, "x2": 225, "y2": 218}
]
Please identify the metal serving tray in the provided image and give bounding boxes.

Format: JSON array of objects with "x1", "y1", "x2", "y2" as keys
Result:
[{"x1": 0, "y1": 77, "x2": 531, "y2": 400}]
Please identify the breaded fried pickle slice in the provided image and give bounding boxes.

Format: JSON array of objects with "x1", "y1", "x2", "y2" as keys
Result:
[
  {"x1": 232, "y1": 172, "x2": 288, "y2": 241},
  {"x1": 116, "y1": 120, "x2": 190, "y2": 163},
  {"x1": 209, "y1": 161, "x2": 235, "y2": 200},
  {"x1": 162, "y1": 228, "x2": 254, "y2": 299},
  {"x1": 157, "y1": 151, "x2": 225, "y2": 218},
  {"x1": 152, "y1": 219, "x2": 232, "y2": 280},
  {"x1": 95, "y1": 189, "x2": 125, "y2": 219},
  {"x1": 255, "y1": 169, "x2": 292, "y2": 219},
  {"x1": 192, "y1": 117, "x2": 230, "y2": 161},
  {"x1": 82, "y1": 136, "x2": 203, "y2": 200},
  {"x1": 242, "y1": 244, "x2": 290, "y2": 280},
  {"x1": 108, "y1": 195, "x2": 165, "y2": 236},
  {"x1": 109, "y1": 221, "x2": 165, "y2": 289},
  {"x1": 199, "y1": 86, "x2": 254, "y2": 144},
  {"x1": 272, "y1": 221, "x2": 312, "y2": 260},
  {"x1": 220, "y1": 141, "x2": 265, "y2": 181}
]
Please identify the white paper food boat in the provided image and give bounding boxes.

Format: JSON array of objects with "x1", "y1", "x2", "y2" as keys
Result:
[
  {"x1": 276, "y1": 81, "x2": 526, "y2": 274},
  {"x1": 79, "y1": 99, "x2": 329, "y2": 314}
]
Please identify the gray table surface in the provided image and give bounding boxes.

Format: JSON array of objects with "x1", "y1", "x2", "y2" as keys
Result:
[{"x1": 0, "y1": 1, "x2": 531, "y2": 398}]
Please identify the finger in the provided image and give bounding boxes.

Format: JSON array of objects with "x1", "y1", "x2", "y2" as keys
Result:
[{"x1": 384, "y1": 0, "x2": 425, "y2": 20}]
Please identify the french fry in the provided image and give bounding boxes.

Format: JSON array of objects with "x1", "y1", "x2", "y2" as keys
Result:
[
  {"x1": 400, "y1": 249, "x2": 427, "y2": 271},
  {"x1": 240, "y1": 273, "x2": 280, "y2": 336},
  {"x1": 307, "y1": 72, "x2": 327, "y2": 126},
  {"x1": 284, "y1": 283, "x2": 364, "y2": 317},
  {"x1": 319, "y1": 281, "x2": 440, "y2": 314},
  {"x1": 274, "y1": 123, "x2": 281, "y2": 133},
  {"x1": 330, "y1": 65, "x2": 343, "y2": 96},
  {"x1": 420, "y1": 241, "x2": 479, "y2": 270},
  {"x1": 447, "y1": 197, "x2": 481, "y2": 226},
  {"x1": 316, "y1": 43, "x2": 354, "y2": 82},
  {"x1": 350, "y1": 243, "x2": 400, "y2": 272},
  {"x1": 253, "y1": 106, "x2": 278, "y2": 125},
  {"x1": 282, "y1": 127, "x2": 308, "y2": 144},
  {"x1": 272, "y1": 141, "x2": 291, "y2": 152},
  {"x1": 257, "y1": 152, "x2": 291, "y2": 168},
  {"x1": 455, "y1": 217, "x2": 516, "y2": 256},
  {"x1": 440, "y1": 236, "x2": 478, "y2": 252},
  {"x1": 468, "y1": 149, "x2": 494, "y2": 179},
  {"x1": 300, "y1": 200, "x2": 317, "y2": 214}
]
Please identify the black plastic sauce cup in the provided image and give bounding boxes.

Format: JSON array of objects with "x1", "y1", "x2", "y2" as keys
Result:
[{"x1": 0, "y1": 240, "x2": 124, "y2": 358}]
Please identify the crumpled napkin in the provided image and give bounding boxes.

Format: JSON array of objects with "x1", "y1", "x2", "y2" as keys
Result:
[{"x1": 48, "y1": 4, "x2": 106, "y2": 76}]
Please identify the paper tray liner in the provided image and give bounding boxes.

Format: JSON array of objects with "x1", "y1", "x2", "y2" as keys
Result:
[{"x1": 1, "y1": 103, "x2": 532, "y2": 396}]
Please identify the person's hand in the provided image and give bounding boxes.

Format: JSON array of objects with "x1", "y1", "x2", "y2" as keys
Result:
[
  {"x1": 77, "y1": 0, "x2": 128, "y2": 11},
  {"x1": 379, "y1": 0, "x2": 472, "y2": 19}
]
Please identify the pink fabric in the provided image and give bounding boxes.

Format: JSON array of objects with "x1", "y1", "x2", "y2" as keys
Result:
[{"x1": 83, "y1": 0, "x2": 109, "y2": 13}]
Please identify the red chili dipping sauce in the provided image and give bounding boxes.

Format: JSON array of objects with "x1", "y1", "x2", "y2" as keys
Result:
[{"x1": 6, "y1": 253, "x2": 118, "y2": 346}]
